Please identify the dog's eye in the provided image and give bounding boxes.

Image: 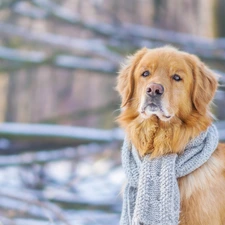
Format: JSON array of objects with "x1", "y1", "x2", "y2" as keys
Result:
[
  {"x1": 141, "y1": 71, "x2": 150, "y2": 77},
  {"x1": 172, "y1": 74, "x2": 182, "y2": 81}
]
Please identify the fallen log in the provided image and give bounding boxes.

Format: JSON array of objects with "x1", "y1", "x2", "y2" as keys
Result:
[
  {"x1": 0, "y1": 123, "x2": 123, "y2": 143},
  {"x1": 0, "y1": 144, "x2": 108, "y2": 167}
]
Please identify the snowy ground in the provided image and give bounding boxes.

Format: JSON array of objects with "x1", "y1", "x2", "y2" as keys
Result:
[{"x1": 0, "y1": 142, "x2": 124, "y2": 225}]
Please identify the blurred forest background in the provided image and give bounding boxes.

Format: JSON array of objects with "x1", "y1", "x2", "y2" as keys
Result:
[{"x1": 0, "y1": 0, "x2": 225, "y2": 225}]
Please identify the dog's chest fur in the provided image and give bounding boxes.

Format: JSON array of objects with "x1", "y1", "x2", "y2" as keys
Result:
[{"x1": 178, "y1": 144, "x2": 225, "y2": 225}]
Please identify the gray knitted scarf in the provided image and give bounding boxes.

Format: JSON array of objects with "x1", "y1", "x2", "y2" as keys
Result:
[{"x1": 120, "y1": 124, "x2": 218, "y2": 225}]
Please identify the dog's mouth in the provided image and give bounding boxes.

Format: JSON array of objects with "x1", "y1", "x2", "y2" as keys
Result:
[
  {"x1": 140, "y1": 102, "x2": 172, "y2": 120},
  {"x1": 143, "y1": 103, "x2": 159, "y2": 112}
]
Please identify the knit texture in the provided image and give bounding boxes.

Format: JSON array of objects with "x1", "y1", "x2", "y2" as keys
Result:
[{"x1": 120, "y1": 124, "x2": 219, "y2": 225}]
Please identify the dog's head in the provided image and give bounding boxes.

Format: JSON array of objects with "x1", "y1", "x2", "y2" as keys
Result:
[{"x1": 116, "y1": 46, "x2": 218, "y2": 123}]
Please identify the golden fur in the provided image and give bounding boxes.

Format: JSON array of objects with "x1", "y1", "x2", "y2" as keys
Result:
[{"x1": 116, "y1": 46, "x2": 225, "y2": 225}]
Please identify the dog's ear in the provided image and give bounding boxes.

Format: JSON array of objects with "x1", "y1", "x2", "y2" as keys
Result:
[
  {"x1": 116, "y1": 48, "x2": 148, "y2": 108},
  {"x1": 190, "y1": 55, "x2": 218, "y2": 115}
]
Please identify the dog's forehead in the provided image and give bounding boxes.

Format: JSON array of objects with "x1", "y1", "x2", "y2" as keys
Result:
[{"x1": 138, "y1": 49, "x2": 189, "y2": 72}]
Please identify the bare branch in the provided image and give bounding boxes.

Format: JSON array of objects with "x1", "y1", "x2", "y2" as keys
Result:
[
  {"x1": 0, "y1": 23, "x2": 122, "y2": 63},
  {"x1": 0, "y1": 46, "x2": 117, "y2": 74},
  {"x1": 13, "y1": 0, "x2": 225, "y2": 59}
]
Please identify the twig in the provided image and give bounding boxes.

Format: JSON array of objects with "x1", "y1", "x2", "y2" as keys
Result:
[{"x1": 0, "y1": 190, "x2": 72, "y2": 225}]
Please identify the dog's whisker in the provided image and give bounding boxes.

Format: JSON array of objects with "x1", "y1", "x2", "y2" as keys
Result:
[
  {"x1": 127, "y1": 98, "x2": 138, "y2": 103},
  {"x1": 112, "y1": 108, "x2": 121, "y2": 115}
]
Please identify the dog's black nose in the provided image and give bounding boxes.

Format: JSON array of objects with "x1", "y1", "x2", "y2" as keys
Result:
[{"x1": 146, "y1": 83, "x2": 164, "y2": 96}]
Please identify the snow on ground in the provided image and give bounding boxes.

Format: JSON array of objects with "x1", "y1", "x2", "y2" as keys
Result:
[{"x1": 0, "y1": 143, "x2": 124, "y2": 225}]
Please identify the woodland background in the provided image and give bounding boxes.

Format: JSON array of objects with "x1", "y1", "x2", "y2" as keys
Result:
[{"x1": 0, "y1": 0, "x2": 224, "y2": 225}]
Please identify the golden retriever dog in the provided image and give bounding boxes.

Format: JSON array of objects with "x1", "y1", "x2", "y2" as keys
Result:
[{"x1": 116, "y1": 46, "x2": 225, "y2": 225}]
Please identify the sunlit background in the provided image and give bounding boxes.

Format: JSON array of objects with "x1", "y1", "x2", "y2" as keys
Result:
[{"x1": 0, "y1": 0, "x2": 225, "y2": 225}]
